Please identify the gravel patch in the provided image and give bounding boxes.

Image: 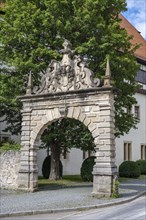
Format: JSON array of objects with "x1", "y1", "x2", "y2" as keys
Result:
[{"x1": 0, "y1": 178, "x2": 146, "y2": 215}]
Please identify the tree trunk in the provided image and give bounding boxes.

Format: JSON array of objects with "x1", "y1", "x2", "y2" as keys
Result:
[{"x1": 49, "y1": 142, "x2": 61, "y2": 180}]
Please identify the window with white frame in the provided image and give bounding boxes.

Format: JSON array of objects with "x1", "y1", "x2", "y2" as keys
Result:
[
  {"x1": 141, "y1": 144, "x2": 146, "y2": 160},
  {"x1": 140, "y1": 64, "x2": 146, "y2": 71},
  {"x1": 134, "y1": 105, "x2": 140, "y2": 120},
  {"x1": 124, "y1": 142, "x2": 132, "y2": 161}
]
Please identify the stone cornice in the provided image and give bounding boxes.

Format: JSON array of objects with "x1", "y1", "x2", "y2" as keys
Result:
[{"x1": 18, "y1": 86, "x2": 117, "y2": 102}]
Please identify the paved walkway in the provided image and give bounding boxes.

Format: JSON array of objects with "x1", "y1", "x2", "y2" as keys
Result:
[{"x1": 0, "y1": 178, "x2": 146, "y2": 218}]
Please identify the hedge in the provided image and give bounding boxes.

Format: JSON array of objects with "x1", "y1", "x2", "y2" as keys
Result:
[
  {"x1": 80, "y1": 156, "x2": 95, "y2": 182},
  {"x1": 42, "y1": 155, "x2": 63, "y2": 179},
  {"x1": 136, "y1": 160, "x2": 146, "y2": 175},
  {"x1": 119, "y1": 161, "x2": 141, "y2": 178}
]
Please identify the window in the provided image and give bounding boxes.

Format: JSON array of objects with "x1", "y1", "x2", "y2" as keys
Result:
[
  {"x1": 83, "y1": 150, "x2": 86, "y2": 159},
  {"x1": 63, "y1": 149, "x2": 67, "y2": 159},
  {"x1": 0, "y1": 134, "x2": 11, "y2": 143},
  {"x1": 141, "y1": 145, "x2": 146, "y2": 160},
  {"x1": 140, "y1": 64, "x2": 146, "y2": 71},
  {"x1": 127, "y1": 107, "x2": 132, "y2": 114},
  {"x1": 124, "y1": 142, "x2": 132, "y2": 161},
  {"x1": 83, "y1": 150, "x2": 91, "y2": 159},
  {"x1": 134, "y1": 106, "x2": 140, "y2": 120}
]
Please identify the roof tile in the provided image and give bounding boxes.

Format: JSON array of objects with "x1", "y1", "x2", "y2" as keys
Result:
[{"x1": 119, "y1": 14, "x2": 146, "y2": 61}]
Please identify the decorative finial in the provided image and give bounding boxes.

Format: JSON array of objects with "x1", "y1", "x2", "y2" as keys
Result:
[
  {"x1": 104, "y1": 57, "x2": 111, "y2": 87},
  {"x1": 60, "y1": 39, "x2": 73, "y2": 57},
  {"x1": 26, "y1": 71, "x2": 32, "y2": 95},
  {"x1": 62, "y1": 39, "x2": 72, "y2": 50}
]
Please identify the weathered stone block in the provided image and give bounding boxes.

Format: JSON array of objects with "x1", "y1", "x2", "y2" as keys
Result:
[
  {"x1": 0, "y1": 151, "x2": 20, "y2": 189},
  {"x1": 73, "y1": 108, "x2": 81, "y2": 119},
  {"x1": 67, "y1": 107, "x2": 74, "y2": 118},
  {"x1": 83, "y1": 118, "x2": 91, "y2": 126},
  {"x1": 92, "y1": 128, "x2": 99, "y2": 138},
  {"x1": 52, "y1": 108, "x2": 60, "y2": 119}
]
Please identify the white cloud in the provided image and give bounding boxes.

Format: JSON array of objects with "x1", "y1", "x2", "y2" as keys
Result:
[
  {"x1": 126, "y1": 0, "x2": 144, "y2": 9},
  {"x1": 123, "y1": 0, "x2": 146, "y2": 39},
  {"x1": 136, "y1": 22, "x2": 146, "y2": 38}
]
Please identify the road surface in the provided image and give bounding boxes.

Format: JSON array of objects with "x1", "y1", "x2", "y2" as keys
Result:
[{"x1": 2, "y1": 195, "x2": 146, "y2": 220}]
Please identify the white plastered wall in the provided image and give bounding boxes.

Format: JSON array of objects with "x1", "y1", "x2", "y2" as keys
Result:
[{"x1": 115, "y1": 92, "x2": 146, "y2": 167}]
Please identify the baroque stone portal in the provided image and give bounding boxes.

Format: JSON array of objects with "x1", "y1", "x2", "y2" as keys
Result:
[{"x1": 18, "y1": 40, "x2": 117, "y2": 198}]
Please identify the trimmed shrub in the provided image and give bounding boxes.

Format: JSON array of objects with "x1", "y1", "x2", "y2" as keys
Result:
[
  {"x1": 136, "y1": 160, "x2": 146, "y2": 175},
  {"x1": 80, "y1": 156, "x2": 95, "y2": 182},
  {"x1": 42, "y1": 155, "x2": 63, "y2": 179},
  {"x1": 119, "y1": 161, "x2": 141, "y2": 178}
]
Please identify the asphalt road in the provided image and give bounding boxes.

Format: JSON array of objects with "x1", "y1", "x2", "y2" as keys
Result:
[{"x1": 2, "y1": 195, "x2": 146, "y2": 220}]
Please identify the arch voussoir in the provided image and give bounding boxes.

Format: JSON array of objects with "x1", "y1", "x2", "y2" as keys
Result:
[
  {"x1": 51, "y1": 108, "x2": 61, "y2": 119},
  {"x1": 83, "y1": 117, "x2": 91, "y2": 127},
  {"x1": 67, "y1": 106, "x2": 75, "y2": 118},
  {"x1": 92, "y1": 128, "x2": 100, "y2": 139},
  {"x1": 72, "y1": 107, "x2": 81, "y2": 120},
  {"x1": 88, "y1": 123, "x2": 97, "y2": 133}
]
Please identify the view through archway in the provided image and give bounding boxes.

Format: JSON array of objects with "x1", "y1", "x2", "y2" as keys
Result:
[{"x1": 37, "y1": 117, "x2": 96, "y2": 188}]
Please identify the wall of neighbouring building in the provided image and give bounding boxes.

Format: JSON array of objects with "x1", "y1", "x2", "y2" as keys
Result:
[
  {"x1": 37, "y1": 148, "x2": 86, "y2": 176},
  {"x1": 115, "y1": 92, "x2": 146, "y2": 166},
  {"x1": 0, "y1": 117, "x2": 21, "y2": 143}
]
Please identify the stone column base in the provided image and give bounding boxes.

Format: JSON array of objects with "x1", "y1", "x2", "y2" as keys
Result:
[
  {"x1": 92, "y1": 174, "x2": 114, "y2": 198},
  {"x1": 92, "y1": 163, "x2": 118, "y2": 198},
  {"x1": 17, "y1": 170, "x2": 38, "y2": 192}
]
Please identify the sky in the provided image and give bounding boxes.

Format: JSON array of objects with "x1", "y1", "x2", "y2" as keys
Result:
[{"x1": 122, "y1": 0, "x2": 146, "y2": 39}]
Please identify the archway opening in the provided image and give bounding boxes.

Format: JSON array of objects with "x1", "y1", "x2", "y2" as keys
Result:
[{"x1": 36, "y1": 117, "x2": 96, "y2": 189}]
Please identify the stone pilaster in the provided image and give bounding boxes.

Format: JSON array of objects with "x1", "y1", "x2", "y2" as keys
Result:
[
  {"x1": 92, "y1": 91, "x2": 117, "y2": 198},
  {"x1": 17, "y1": 109, "x2": 38, "y2": 191}
]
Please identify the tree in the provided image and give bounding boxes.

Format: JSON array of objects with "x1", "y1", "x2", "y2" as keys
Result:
[
  {"x1": 0, "y1": 0, "x2": 139, "y2": 137},
  {"x1": 0, "y1": 72, "x2": 22, "y2": 134},
  {"x1": 0, "y1": 0, "x2": 140, "y2": 179},
  {"x1": 41, "y1": 118, "x2": 95, "y2": 180}
]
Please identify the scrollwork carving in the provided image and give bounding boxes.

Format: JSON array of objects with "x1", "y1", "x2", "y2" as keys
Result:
[
  {"x1": 29, "y1": 39, "x2": 101, "y2": 95},
  {"x1": 33, "y1": 72, "x2": 46, "y2": 94}
]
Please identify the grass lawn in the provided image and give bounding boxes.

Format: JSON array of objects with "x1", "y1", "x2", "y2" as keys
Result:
[
  {"x1": 119, "y1": 174, "x2": 146, "y2": 182},
  {"x1": 38, "y1": 175, "x2": 84, "y2": 189},
  {"x1": 38, "y1": 174, "x2": 146, "y2": 189}
]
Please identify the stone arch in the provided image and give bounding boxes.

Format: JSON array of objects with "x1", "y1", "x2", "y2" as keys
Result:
[
  {"x1": 31, "y1": 107, "x2": 99, "y2": 149},
  {"x1": 17, "y1": 40, "x2": 117, "y2": 198}
]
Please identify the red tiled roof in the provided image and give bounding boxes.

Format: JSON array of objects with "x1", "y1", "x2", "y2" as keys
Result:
[{"x1": 119, "y1": 14, "x2": 146, "y2": 62}]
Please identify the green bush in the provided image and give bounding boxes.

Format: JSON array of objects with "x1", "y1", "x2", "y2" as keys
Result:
[
  {"x1": 119, "y1": 161, "x2": 141, "y2": 178},
  {"x1": 80, "y1": 156, "x2": 95, "y2": 182},
  {"x1": 112, "y1": 178, "x2": 119, "y2": 198},
  {"x1": 42, "y1": 155, "x2": 63, "y2": 179},
  {"x1": 136, "y1": 160, "x2": 146, "y2": 175},
  {"x1": 0, "y1": 141, "x2": 21, "y2": 153}
]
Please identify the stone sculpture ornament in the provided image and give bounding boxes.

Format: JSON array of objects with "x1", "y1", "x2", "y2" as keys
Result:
[{"x1": 27, "y1": 39, "x2": 101, "y2": 95}]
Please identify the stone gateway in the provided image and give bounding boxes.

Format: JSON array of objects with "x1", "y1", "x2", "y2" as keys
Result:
[{"x1": 18, "y1": 40, "x2": 118, "y2": 198}]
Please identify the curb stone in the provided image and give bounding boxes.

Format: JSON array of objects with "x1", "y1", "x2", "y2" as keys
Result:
[{"x1": 0, "y1": 190, "x2": 145, "y2": 218}]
